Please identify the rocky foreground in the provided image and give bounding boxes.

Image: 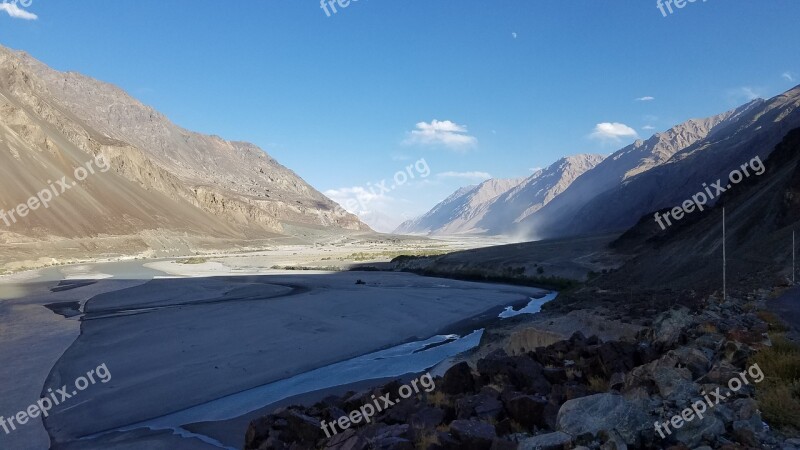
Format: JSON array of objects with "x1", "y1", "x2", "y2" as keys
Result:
[{"x1": 244, "y1": 288, "x2": 800, "y2": 450}]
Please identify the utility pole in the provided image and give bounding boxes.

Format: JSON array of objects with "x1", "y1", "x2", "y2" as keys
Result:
[
  {"x1": 723, "y1": 208, "x2": 726, "y2": 303},
  {"x1": 793, "y1": 229, "x2": 796, "y2": 285}
]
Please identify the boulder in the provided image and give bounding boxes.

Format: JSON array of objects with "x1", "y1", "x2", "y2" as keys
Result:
[
  {"x1": 669, "y1": 412, "x2": 725, "y2": 448},
  {"x1": 672, "y1": 346, "x2": 711, "y2": 379},
  {"x1": 477, "y1": 351, "x2": 550, "y2": 395},
  {"x1": 441, "y1": 362, "x2": 476, "y2": 395},
  {"x1": 325, "y1": 429, "x2": 369, "y2": 450},
  {"x1": 456, "y1": 389, "x2": 503, "y2": 420},
  {"x1": 503, "y1": 394, "x2": 548, "y2": 430},
  {"x1": 517, "y1": 431, "x2": 573, "y2": 450},
  {"x1": 556, "y1": 393, "x2": 651, "y2": 446},
  {"x1": 653, "y1": 308, "x2": 695, "y2": 348},
  {"x1": 450, "y1": 419, "x2": 497, "y2": 450}
]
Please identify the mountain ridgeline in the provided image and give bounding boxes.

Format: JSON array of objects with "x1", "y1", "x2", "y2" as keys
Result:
[
  {"x1": 398, "y1": 86, "x2": 800, "y2": 240},
  {"x1": 0, "y1": 45, "x2": 368, "y2": 266}
]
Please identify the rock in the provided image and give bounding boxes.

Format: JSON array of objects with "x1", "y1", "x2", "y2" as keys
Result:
[
  {"x1": 490, "y1": 439, "x2": 518, "y2": 450},
  {"x1": 693, "y1": 333, "x2": 725, "y2": 352},
  {"x1": 245, "y1": 417, "x2": 272, "y2": 448},
  {"x1": 325, "y1": 429, "x2": 369, "y2": 450},
  {"x1": 517, "y1": 431, "x2": 574, "y2": 450},
  {"x1": 722, "y1": 340, "x2": 753, "y2": 365},
  {"x1": 477, "y1": 351, "x2": 551, "y2": 395},
  {"x1": 731, "y1": 420, "x2": 758, "y2": 446},
  {"x1": 625, "y1": 353, "x2": 697, "y2": 405},
  {"x1": 729, "y1": 397, "x2": 763, "y2": 433},
  {"x1": 653, "y1": 308, "x2": 695, "y2": 348},
  {"x1": 450, "y1": 419, "x2": 497, "y2": 450},
  {"x1": 503, "y1": 394, "x2": 548, "y2": 429},
  {"x1": 281, "y1": 409, "x2": 323, "y2": 443},
  {"x1": 600, "y1": 429, "x2": 627, "y2": 450},
  {"x1": 456, "y1": 389, "x2": 503, "y2": 420},
  {"x1": 556, "y1": 393, "x2": 651, "y2": 446},
  {"x1": 669, "y1": 412, "x2": 725, "y2": 448},
  {"x1": 409, "y1": 407, "x2": 445, "y2": 430},
  {"x1": 542, "y1": 367, "x2": 568, "y2": 384},
  {"x1": 364, "y1": 424, "x2": 413, "y2": 450},
  {"x1": 609, "y1": 372, "x2": 626, "y2": 391},
  {"x1": 441, "y1": 362, "x2": 476, "y2": 395},
  {"x1": 596, "y1": 341, "x2": 638, "y2": 376},
  {"x1": 706, "y1": 361, "x2": 739, "y2": 385},
  {"x1": 673, "y1": 347, "x2": 711, "y2": 379}
]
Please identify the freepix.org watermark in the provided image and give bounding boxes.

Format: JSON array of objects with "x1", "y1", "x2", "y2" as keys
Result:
[
  {"x1": 654, "y1": 156, "x2": 765, "y2": 231},
  {"x1": 657, "y1": 0, "x2": 708, "y2": 18},
  {"x1": 326, "y1": 158, "x2": 430, "y2": 215},
  {"x1": 320, "y1": 373, "x2": 436, "y2": 438},
  {"x1": 320, "y1": 0, "x2": 359, "y2": 17},
  {"x1": 654, "y1": 363, "x2": 764, "y2": 439},
  {"x1": 0, "y1": 363, "x2": 111, "y2": 436},
  {"x1": 0, "y1": 154, "x2": 111, "y2": 228}
]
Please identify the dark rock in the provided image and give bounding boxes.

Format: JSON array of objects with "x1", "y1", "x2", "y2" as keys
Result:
[
  {"x1": 409, "y1": 406, "x2": 445, "y2": 430},
  {"x1": 673, "y1": 346, "x2": 711, "y2": 379},
  {"x1": 597, "y1": 341, "x2": 638, "y2": 376},
  {"x1": 542, "y1": 367, "x2": 567, "y2": 384},
  {"x1": 355, "y1": 424, "x2": 414, "y2": 450},
  {"x1": 325, "y1": 429, "x2": 369, "y2": 450},
  {"x1": 503, "y1": 394, "x2": 548, "y2": 429},
  {"x1": 609, "y1": 372, "x2": 626, "y2": 391},
  {"x1": 246, "y1": 417, "x2": 272, "y2": 448},
  {"x1": 441, "y1": 362, "x2": 476, "y2": 395},
  {"x1": 489, "y1": 438, "x2": 517, "y2": 450},
  {"x1": 477, "y1": 351, "x2": 550, "y2": 394},
  {"x1": 450, "y1": 419, "x2": 497, "y2": 450},
  {"x1": 456, "y1": 388, "x2": 503, "y2": 420},
  {"x1": 731, "y1": 420, "x2": 758, "y2": 447}
]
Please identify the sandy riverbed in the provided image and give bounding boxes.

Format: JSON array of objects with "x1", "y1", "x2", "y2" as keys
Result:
[{"x1": 0, "y1": 239, "x2": 543, "y2": 449}]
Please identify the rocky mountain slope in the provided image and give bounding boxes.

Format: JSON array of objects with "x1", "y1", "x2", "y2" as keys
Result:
[
  {"x1": 0, "y1": 46, "x2": 368, "y2": 269},
  {"x1": 395, "y1": 154, "x2": 604, "y2": 236},
  {"x1": 605, "y1": 125, "x2": 800, "y2": 293},
  {"x1": 394, "y1": 178, "x2": 524, "y2": 235},
  {"x1": 522, "y1": 89, "x2": 799, "y2": 239}
]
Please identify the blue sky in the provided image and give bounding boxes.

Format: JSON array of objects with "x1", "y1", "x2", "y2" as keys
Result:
[{"x1": 1, "y1": 0, "x2": 799, "y2": 231}]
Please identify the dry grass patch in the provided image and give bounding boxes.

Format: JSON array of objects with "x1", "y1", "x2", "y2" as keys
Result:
[{"x1": 753, "y1": 325, "x2": 800, "y2": 431}]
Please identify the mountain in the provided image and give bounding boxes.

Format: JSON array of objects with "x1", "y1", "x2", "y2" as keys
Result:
[
  {"x1": 605, "y1": 124, "x2": 800, "y2": 293},
  {"x1": 521, "y1": 86, "x2": 800, "y2": 239},
  {"x1": 517, "y1": 100, "x2": 765, "y2": 239},
  {"x1": 475, "y1": 154, "x2": 606, "y2": 234},
  {"x1": 0, "y1": 46, "x2": 368, "y2": 267},
  {"x1": 394, "y1": 178, "x2": 524, "y2": 235},
  {"x1": 395, "y1": 154, "x2": 604, "y2": 235}
]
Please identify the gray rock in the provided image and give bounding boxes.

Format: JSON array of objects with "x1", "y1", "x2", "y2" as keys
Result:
[
  {"x1": 556, "y1": 393, "x2": 651, "y2": 446},
  {"x1": 517, "y1": 431, "x2": 573, "y2": 450},
  {"x1": 653, "y1": 308, "x2": 695, "y2": 347},
  {"x1": 669, "y1": 412, "x2": 725, "y2": 448}
]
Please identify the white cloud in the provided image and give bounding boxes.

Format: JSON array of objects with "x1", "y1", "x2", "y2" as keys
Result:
[
  {"x1": 437, "y1": 171, "x2": 492, "y2": 181},
  {"x1": 589, "y1": 122, "x2": 638, "y2": 143},
  {"x1": 635, "y1": 96, "x2": 655, "y2": 102},
  {"x1": 529, "y1": 167, "x2": 542, "y2": 172},
  {"x1": 512, "y1": 32, "x2": 518, "y2": 39},
  {"x1": 784, "y1": 72, "x2": 796, "y2": 82},
  {"x1": 642, "y1": 125, "x2": 656, "y2": 131},
  {"x1": 324, "y1": 186, "x2": 389, "y2": 215},
  {"x1": 0, "y1": 1, "x2": 37, "y2": 20},
  {"x1": 404, "y1": 119, "x2": 478, "y2": 151}
]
